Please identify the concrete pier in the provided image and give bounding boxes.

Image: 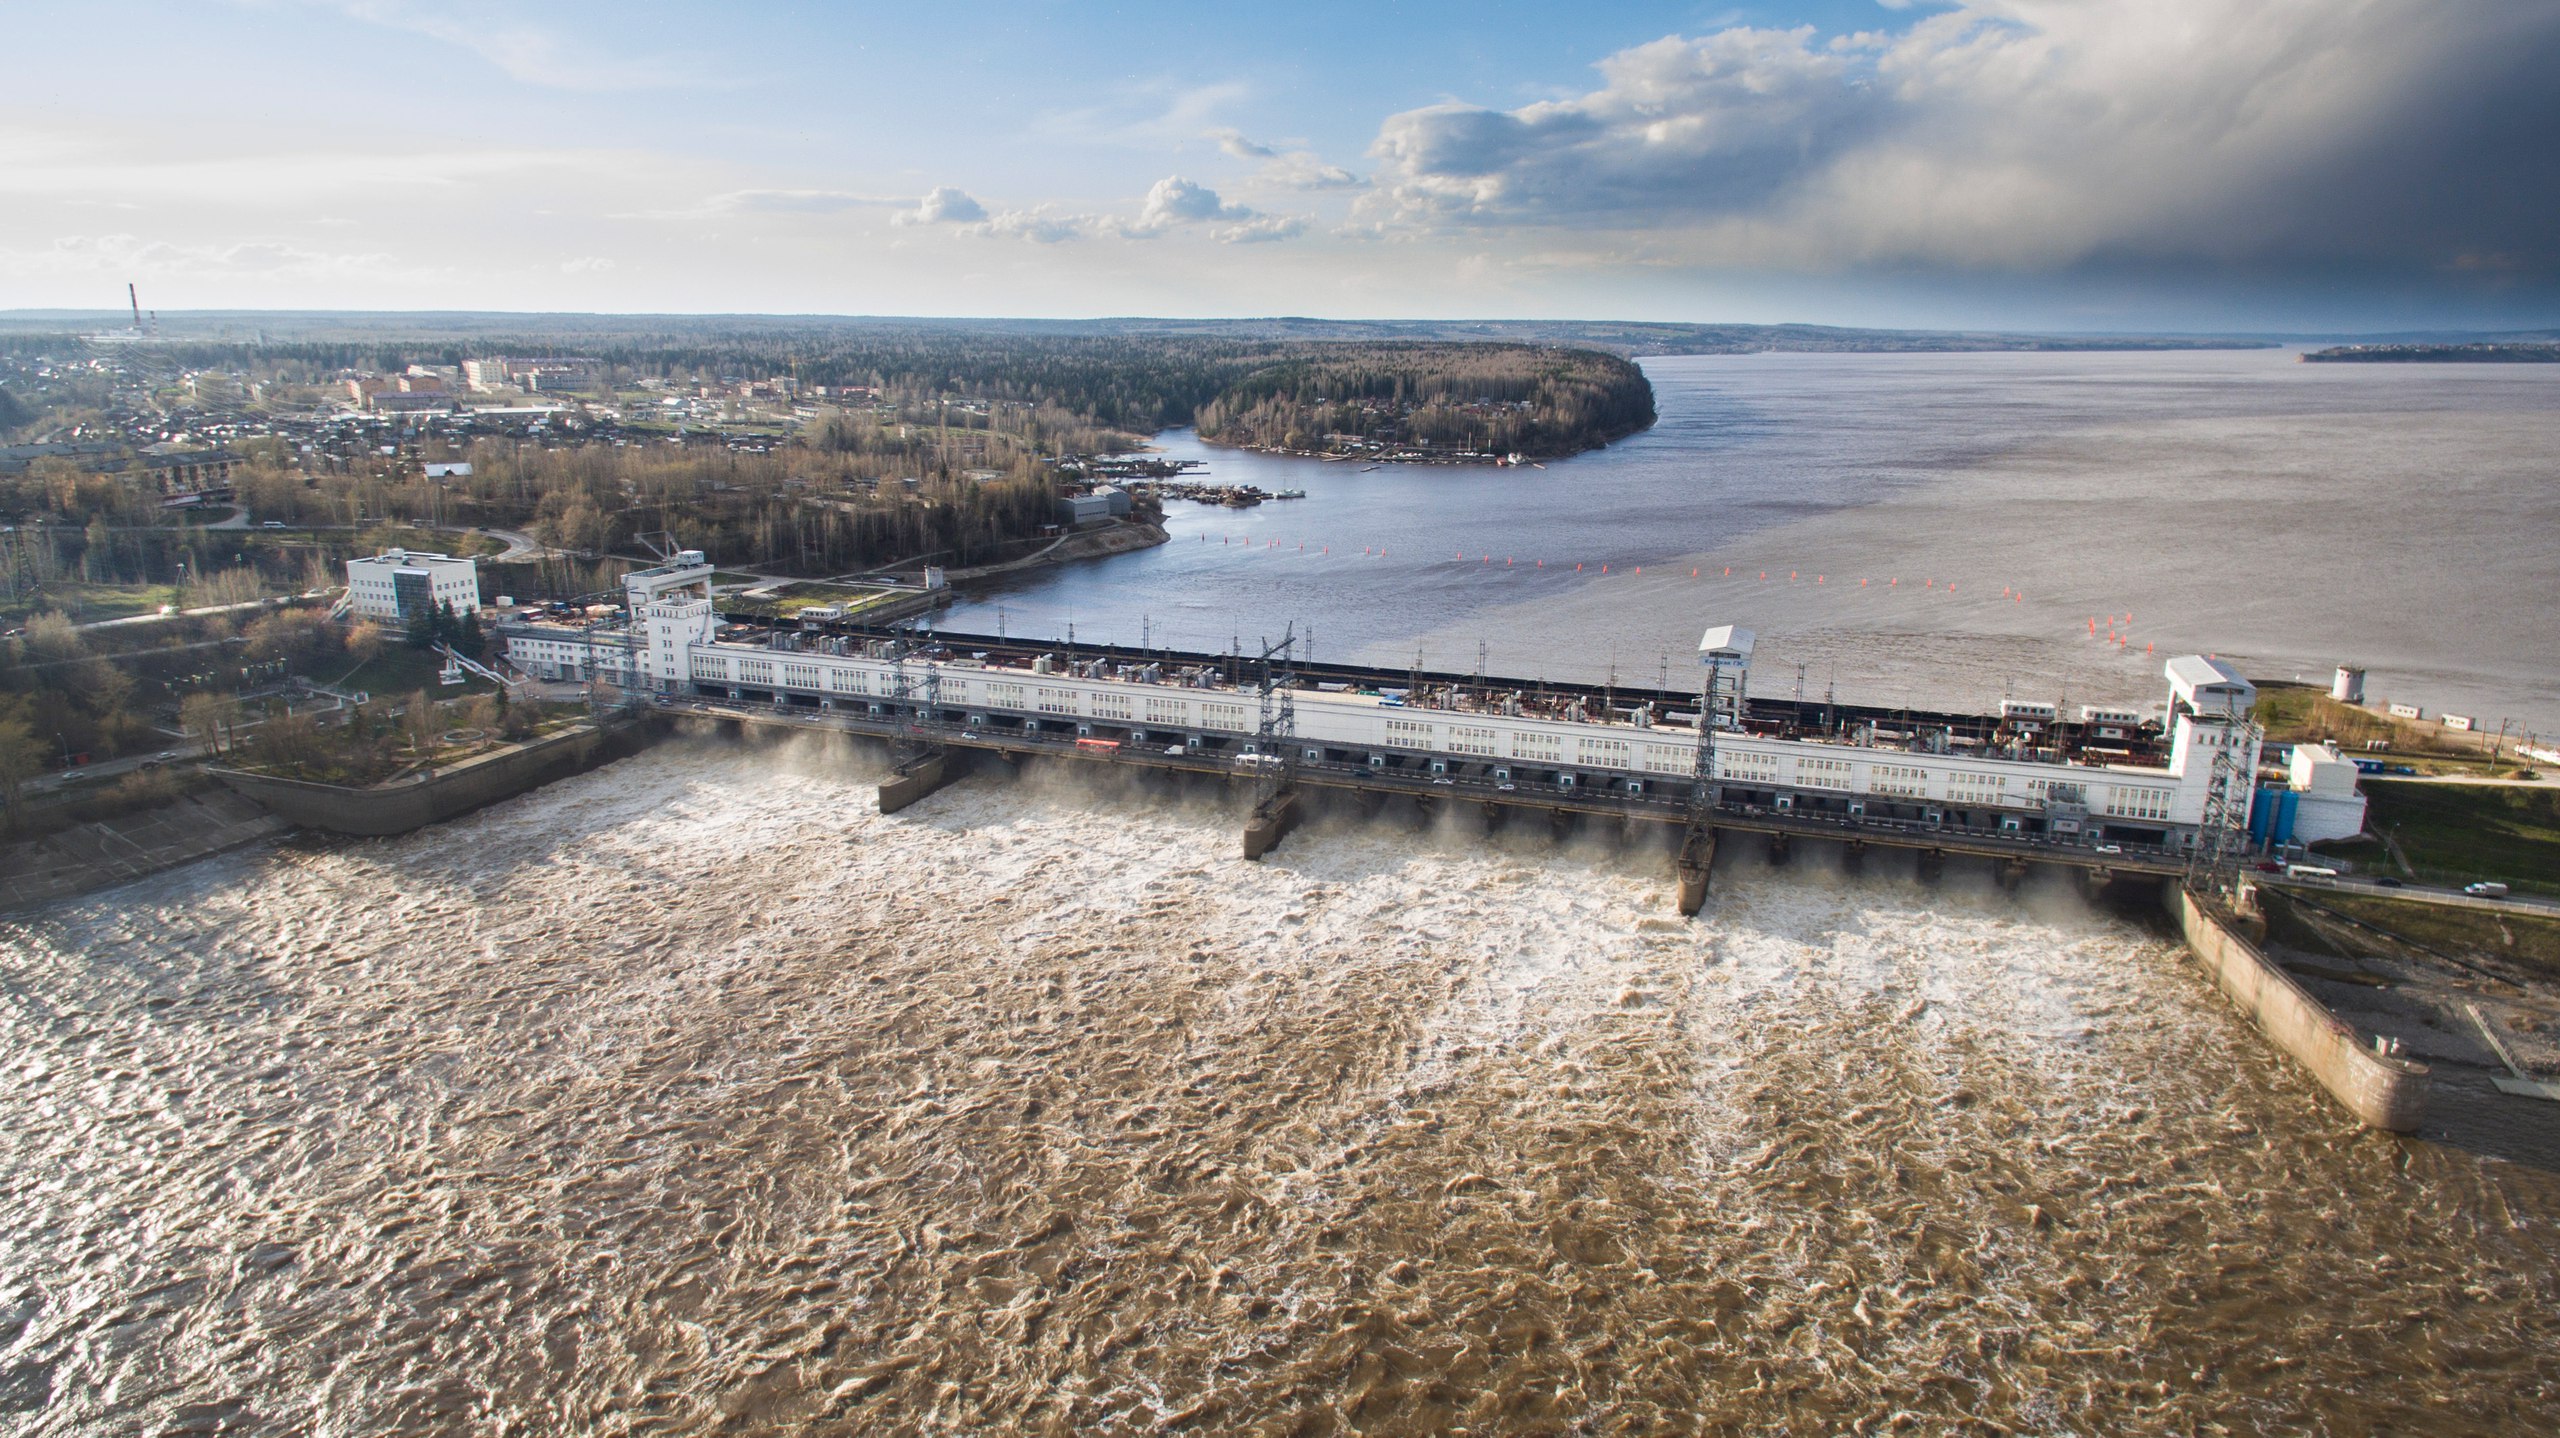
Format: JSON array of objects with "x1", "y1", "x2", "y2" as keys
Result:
[
  {"x1": 1674, "y1": 826, "x2": 1718, "y2": 916},
  {"x1": 1242, "y1": 790, "x2": 1301, "y2": 860},
  {"x1": 878, "y1": 749, "x2": 961, "y2": 814},
  {"x1": 2172, "y1": 884, "x2": 2431, "y2": 1132}
]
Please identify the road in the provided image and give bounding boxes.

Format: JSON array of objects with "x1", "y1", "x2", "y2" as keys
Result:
[
  {"x1": 75, "y1": 591, "x2": 334, "y2": 632},
  {"x1": 2264, "y1": 871, "x2": 2559, "y2": 918},
  {"x1": 25, "y1": 740, "x2": 204, "y2": 796}
]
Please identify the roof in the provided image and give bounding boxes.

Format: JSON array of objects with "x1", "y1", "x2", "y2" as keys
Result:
[
  {"x1": 1698, "y1": 624, "x2": 1755, "y2": 663},
  {"x1": 2165, "y1": 654, "x2": 2255, "y2": 714}
]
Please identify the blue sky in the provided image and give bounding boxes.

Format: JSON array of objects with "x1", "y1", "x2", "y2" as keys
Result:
[{"x1": 6, "y1": 0, "x2": 2557, "y2": 330}]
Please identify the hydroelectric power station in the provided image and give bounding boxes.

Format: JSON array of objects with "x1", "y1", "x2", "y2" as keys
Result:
[
  {"x1": 504, "y1": 554, "x2": 2264, "y2": 890},
  {"x1": 491, "y1": 550, "x2": 2434, "y2": 1131}
]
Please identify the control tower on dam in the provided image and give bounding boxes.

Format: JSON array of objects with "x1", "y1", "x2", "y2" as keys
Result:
[{"x1": 494, "y1": 553, "x2": 2265, "y2": 901}]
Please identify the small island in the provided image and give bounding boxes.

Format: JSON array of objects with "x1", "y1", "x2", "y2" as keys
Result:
[{"x1": 1193, "y1": 344, "x2": 1655, "y2": 463}]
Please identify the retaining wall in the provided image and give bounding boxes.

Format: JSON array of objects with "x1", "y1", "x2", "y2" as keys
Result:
[
  {"x1": 0, "y1": 789, "x2": 291, "y2": 911},
  {"x1": 213, "y1": 721, "x2": 655, "y2": 837},
  {"x1": 2174, "y1": 885, "x2": 2431, "y2": 1131}
]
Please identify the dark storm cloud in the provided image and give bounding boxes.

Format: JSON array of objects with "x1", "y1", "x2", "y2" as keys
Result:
[{"x1": 1363, "y1": 1, "x2": 2560, "y2": 279}]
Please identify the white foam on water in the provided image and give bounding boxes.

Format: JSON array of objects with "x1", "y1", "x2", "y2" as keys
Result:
[{"x1": 2, "y1": 743, "x2": 2554, "y2": 1435}]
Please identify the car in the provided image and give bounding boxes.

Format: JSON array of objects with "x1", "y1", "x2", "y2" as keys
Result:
[
  {"x1": 157, "y1": 751, "x2": 180, "y2": 761},
  {"x1": 2092, "y1": 844, "x2": 2123, "y2": 855},
  {"x1": 140, "y1": 758, "x2": 163, "y2": 770},
  {"x1": 1496, "y1": 782, "x2": 1516, "y2": 792},
  {"x1": 1431, "y1": 777, "x2": 1455, "y2": 786},
  {"x1": 1165, "y1": 745, "x2": 1186, "y2": 756},
  {"x1": 260, "y1": 520, "x2": 286, "y2": 529}
]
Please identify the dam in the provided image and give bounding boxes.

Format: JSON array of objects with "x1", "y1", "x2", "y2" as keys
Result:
[
  {"x1": 487, "y1": 552, "x2": 2435, "y2": 1132},
  {"x1": 503, "y1": 553, "x2": 2255, "y2": 896}
]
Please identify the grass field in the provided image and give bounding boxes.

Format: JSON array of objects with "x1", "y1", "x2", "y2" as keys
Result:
[
  {"x1": 326, "y1": 646, "x2": 496, "y2": 699},
  {"x1": 2258, "y1": 683, "x2": 2529, "y2": 777},
  {"x1": 0, "y1": 581, "x2": 185, "y2": 625},
  {"x1": 2297, "y1": 889, "x2": 2560, "y2": 975},
  {"x1": 2330, "y1": 780, "x2": 2560, "y2": 897}
]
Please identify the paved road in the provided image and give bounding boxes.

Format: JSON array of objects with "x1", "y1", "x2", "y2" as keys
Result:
[
  {"x1": 26, "y1": 740, "x2": 204, "y2": 796},
  {"x1": 75, "y1": 592, "x2": 333, "y2": 632},
  {"x1": 2265, "y1": 872, "x2": 2558, "y2": 918}
]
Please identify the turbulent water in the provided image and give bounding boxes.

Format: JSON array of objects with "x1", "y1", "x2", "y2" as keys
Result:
[{"x1": 6, "y1": 738, "x2": 2556, "y2": 1434}]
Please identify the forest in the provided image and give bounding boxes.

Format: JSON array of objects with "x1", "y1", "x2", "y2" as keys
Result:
[{"x1": 1190, "y1": 345, "x2": 1655, "y2": 458}]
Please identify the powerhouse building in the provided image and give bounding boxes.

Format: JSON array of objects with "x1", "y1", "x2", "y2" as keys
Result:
[{"x1": 497, "y1": 554, "x2": 2274, "y2": 853}]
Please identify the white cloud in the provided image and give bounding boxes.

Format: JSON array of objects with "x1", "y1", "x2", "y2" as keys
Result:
[
  {"x1": 1035, "y1": 80, "x2": 1254, "y2": 149},
  {"x1": 1361, "y1": 1, "x2": 2560, "y2": 276},
  {"x1": 896, "y1": 186, "x2": 989, "y2": 225},
  {"x1": 1214, "y1": 216, "x2": 1306, "y2": 244},
  {"x1": 962, "y1": 207, "x2": 1107, "y2": 244},
  {"x1": 287, "y1": 0, "x2": 711, "y2": 91},
  {"x1": 1259, "y1": 152, "x2": 1362, "y2": 191},
  {"x1": 0, "y1": 126, "x2": 585, "y2": 204},
  {"x1": 13, "y1": 232, "x2": 416, "y2": 281},
  {"x1": 1136, "y1": 175, "x2": 1256, "y2": 231},
  {"x1": 1208, "y1": 129, "x2": 1364, "y2": 190},
  {"x1": 1210, "y1": 128, "x2": 1276, "y2": 160},
  {"x1": 559, "y1": 256, "x2": 616, "y2": 274}
]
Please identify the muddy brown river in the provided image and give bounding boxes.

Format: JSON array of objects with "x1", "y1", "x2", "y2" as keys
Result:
[{"x1": 4, "y1": 737, "x2": 2555, "y2": 1434}]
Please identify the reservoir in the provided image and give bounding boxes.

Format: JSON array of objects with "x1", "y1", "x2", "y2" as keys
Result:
[{"x1": 944, "y1": 349, "x2": 2560, "y2": 735}]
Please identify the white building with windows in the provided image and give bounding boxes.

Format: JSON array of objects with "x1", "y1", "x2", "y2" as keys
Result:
[{"x1": 345, "y1": 549, "x2": 481, "y2": 622}]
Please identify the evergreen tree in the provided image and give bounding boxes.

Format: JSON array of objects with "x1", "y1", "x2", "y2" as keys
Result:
[{"x1": 404, "y1": 604, "x2": 434, "y2": 650}]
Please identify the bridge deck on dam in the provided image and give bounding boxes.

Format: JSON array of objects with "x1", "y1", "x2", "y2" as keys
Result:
[{"x1": 663, "y1": 698, "x2": 2185, "y2": 881}]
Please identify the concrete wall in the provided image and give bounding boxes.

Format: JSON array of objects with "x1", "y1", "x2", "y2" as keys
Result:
[
  {"x1": 213, "y1": 721, "x2": 654, "y2": 837},
  {"x1": 0, "y1": 788, "x2": 290, "y2": 911},
  {"x1": 2173, "y1": 885, "x2": 2430, "y2": 1131}
]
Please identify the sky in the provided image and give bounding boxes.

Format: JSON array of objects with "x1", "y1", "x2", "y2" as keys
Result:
[{"x1": 5, "y1": 0, "x2": 2558, "y2": 331}]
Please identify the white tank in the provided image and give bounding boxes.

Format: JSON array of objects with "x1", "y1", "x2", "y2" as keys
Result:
[{"x1": 2331, "y1": 666, "x2": 2366, "y2": 704}]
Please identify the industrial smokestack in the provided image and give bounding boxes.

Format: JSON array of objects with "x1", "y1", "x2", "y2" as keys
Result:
[{"x1": 129, "y1": 283, "x2": 142, "y2": 330}]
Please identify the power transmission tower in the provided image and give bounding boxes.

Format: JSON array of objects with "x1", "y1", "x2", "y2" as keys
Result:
[
  {"x1": 1252, "y1": 624, "x2": 1299, "y2": 801},
  {"x1": 2185, "y1": 716, "x2": 2262, "y2": 897},
  {"x1": 1679, "y1": 627, "x2": 1753, "y2": 914}
]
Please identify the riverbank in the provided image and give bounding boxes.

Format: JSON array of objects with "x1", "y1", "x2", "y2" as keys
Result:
[
  {"x1": 0, "y1": 787, "x2": 288, "y2": 911},
  {"x1": 943, "y1": 519, "x2": 1168, "y2": 582},
  {"x1": 211, "y1": 719, "x2": 653, "y2": 837}
]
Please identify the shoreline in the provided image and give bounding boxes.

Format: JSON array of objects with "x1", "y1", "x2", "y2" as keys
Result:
[{"x1": 1188, "y1": 423, "x2": 1655, "y2": 467}]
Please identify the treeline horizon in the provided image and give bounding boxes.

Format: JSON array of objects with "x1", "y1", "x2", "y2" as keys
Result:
[{"x1": 1194, "y1": 345, "x2": 1655, "y2": 458}]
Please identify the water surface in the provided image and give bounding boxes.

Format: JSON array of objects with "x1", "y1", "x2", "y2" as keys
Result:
[
  {"x1": 946, "y1": 351, "x2": 2560, "y2": 731},
  {"x1": 4, "y1": 740, "x2": 2554, "y2": 1433}
]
